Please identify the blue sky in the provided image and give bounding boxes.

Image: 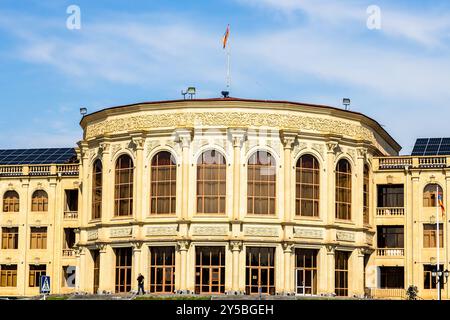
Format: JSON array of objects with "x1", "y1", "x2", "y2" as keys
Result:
[{"x1": 0, "y1": 0, "x2": 449, "y2": 154}]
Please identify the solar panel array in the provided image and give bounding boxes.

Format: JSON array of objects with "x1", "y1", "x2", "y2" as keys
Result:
[
  {"x1": 411, "y1": 138, "x2": 450, "y2": 156},
  {"x1": 0, "y1": 148, "x2": 77, "y2": 165}
]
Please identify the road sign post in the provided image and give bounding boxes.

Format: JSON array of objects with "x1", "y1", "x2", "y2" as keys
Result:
[{"x1": 40, "y1": 275, "x2": 51, "y2": 300}]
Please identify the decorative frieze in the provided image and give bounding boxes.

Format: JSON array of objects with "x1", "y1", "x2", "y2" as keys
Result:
[
  {"x1": 110, "y1": 227, "x2": 133, "y2": 238},
  {"x1": 192, "y1": 225, "x2": 228, "y2": 236},
  {"x1": 293, "y1": 227, "x2": 324, "y2": 239},
  {"x1": 87, "y1": 229, "x2": 98, "y2": 241},
  {"x1": 244, "y1": 226, "x2": 279, "y2": 237},
  {"x1": 336, "y1": 231, "x2": 355, "y2": 242},
  {"x1": 146, "y1": 225, "x2": 178, "y2": 236}
]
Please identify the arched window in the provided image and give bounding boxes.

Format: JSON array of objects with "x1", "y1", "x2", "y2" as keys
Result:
[
  {"x1": 295, "y1": 154, "x2": 320, "y2": 217},
  {"x1": 197, "y1": 150, "x2": 226, "y2": 214},
  {"x1": 335, "y1": 159, "x2": 352, "y2": 220},
  {"x1": 423, "y1": 184, "x2": 443, "y2": 207},
  {"x1": 150, "y1": 151, "x2": 177, "y2": 214},
  {"x1": 363, "y1": 165, "x2": 370, "y2": 224},
  {"x1": 3, "y1": 190, "x2": 19, "y2": 212},
  {"x1": 114, "y1": 154, "x2": 134, "y2": 216},
  {"x1": 31, "y1": 190, "x2": 48, "y2": 212},
  {"x1": 92, "y1": 159, "x2": 102, "y2": 219},
  {"x1": 247, "y1": 151, "x2": 276, "y2": 215}
]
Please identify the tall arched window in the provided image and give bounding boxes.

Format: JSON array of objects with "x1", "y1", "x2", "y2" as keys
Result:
[
  {"x1": 31, "y1": 190, "x2": 48, "y2": 212},
  {"x1": 92, "y1": 159, "x2": 102, "y2": 219},
  {"x1": 3, "y1": 191, "x2": 19, "y2": 212},
  {"x1": 295, "y1": 154, "x2": 320, "y2": 217},
  {"x1": 151, "y1": 151, "x2": 177, "y2": 215},
  {"x1": 114, "y1": 154, "x2": 134, "y2": 217},
  {"x1": 423, "y1": 184, "x2": 443, "y2": 207},
  {"x1": 197, "y1": 150, "x2": 226, "y2": 214},
  {"x1": 335, "y1": 159, "x2": 352, "y2": 220},
  {"x1": 363, "y1": 165, "x2": 370, "y2": 224},
  {"x1": 247, "y1": 151, "x2": 276, "y2": 215}
]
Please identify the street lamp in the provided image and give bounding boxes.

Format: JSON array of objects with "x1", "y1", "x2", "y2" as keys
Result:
[{"x1": 432, "y1": 268, "x2": 450, "y2": 300}]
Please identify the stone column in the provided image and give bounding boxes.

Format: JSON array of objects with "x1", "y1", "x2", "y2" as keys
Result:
[
  {"x1": 407, "y1": 174, "x2": 419, "y2": 286},
  {"x1": 98, "y1": 244, "x2": 113, "y2": 293},
  {"x1": 326, "y1": 142, "x2": 339, "y2": 225},
  {"x1": 230, "y1": 240, "x2": 243, "y2": 294},
  {"x1": 356, "y1": 147, "x2": 367, "y2": 227},
  {"x1": 131, "y1": 136, "x2": 145, "y2": 221},
  {"x1": 326, "y1": 245, "x2": 336, "y2": 295},
  {"x1": 77, "y1": 141, "x2": 90, "y2": 225},
  {"x1": 177, "y1": 240, "x2": 190, "y2": 293},
  {"x1": 281, "y1": 132, "x2": 296, "y2": 223},
  {"x1": 99, "y1": 140, "x2": 111, "y2": 223},
  {"x1": 282, "y1": 242, "x2": 294, "y2": 295},
  {"x1": 175, "y1": 129, "x2": 192, "y2": 221},
  {"x1": 352, "y1": 248, "x2": 366, "y2": 297},
  {"x1": 75, "y1": 247, "x2": 86, "y2": 293},
  {"x1": 132, "y1": 242, "x2": 143, "y2": 292},
  {"x1": 230, "y1": 129, "x2": 246, "y2": 221}
]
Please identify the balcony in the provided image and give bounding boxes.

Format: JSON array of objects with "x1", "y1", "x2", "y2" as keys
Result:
[
  {"x1": 368, "y1": 288, "x2": 406, "y2": 299},
  {"x1": 62, "y1": 249, "x2": 75, "y2": 257},
  {"x1": 376, "y1": 248, "x2": 404, "y2": 257},
  {"x1": 64, "y1": 211, "x2": 78, "y2": 220},
  {"x1": 0, "y1": 164, "x2": 79, "y2": 177},
  {"x1": 376, "y1": 207, "x2": 405, "y2": 216},
  {"x1": 375, "y1": 155, "x2": 450, "y2": 170}
]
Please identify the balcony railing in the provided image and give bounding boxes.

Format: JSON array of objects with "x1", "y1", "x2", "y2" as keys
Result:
[
  {"x1": 64, "y1": 211, "x2": 78, "y2": 220},
  {"x1": 368, "y1": 288, "x2": 406, "y2": 299},
  {"x1": 62, "y1": 249, "x2": 75, "y2": 257},
  {"x1": 376, "y1": 207, "x2": 405, "y2": 216},
  {"x1": 376, "y1": 156, "x2": 449, "y2": 170},
  {"x1": 0, "y1": 164, "x2": 79, "y2": 177},
  {"x1": 376, "y1": 248, "x2": 404, "y2": 257}
]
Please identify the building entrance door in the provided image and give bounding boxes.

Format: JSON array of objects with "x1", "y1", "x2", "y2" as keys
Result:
[{"x1": 295, "y1": 249, "x2": 318, "y2": 296}]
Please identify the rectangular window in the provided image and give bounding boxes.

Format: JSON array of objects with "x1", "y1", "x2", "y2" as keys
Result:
[
  {"x1": 64, "y1": 189, "x2": 78, "y2": 218},
  {"x1": 245, "y1": 247, "x2": 275, "y2": 295},
  {"x1": 377, "y1": 185, "x2": 404, "y2": 207},
  {"x1": 92, "y1": 250, "x2": 100, "y2": 294},
  {"x1": 62, "y1": 266, "x2": 76, "y2": 287},
  {"x1": 295, "y1": 249, "x2": 318, "y2": 295},
  {"x1": 30, "y1": 227, "x2": 47, "y2": 249},
  {"x1": 0, "y1": 265, "x2": 17, "y2": 287},
  {"x1": 2, "y1": 227, "x2": 18, "y2": 249},
  {"x1": 424, "y1": 264, "x2": 444, "y2": 289},
  {"x1": 377, "y1": 226, "x2": 404, "y2": 248},
  {"x1": 195, "y1": 246, "x2": 225, "y2": 294},
  {"x1": 423, "y1": 224, "x2": 443, "y2": 248},
  {"x1": 149, "y1": 246, "x2": 175, "y2": 293},
  {"x1": 379, "y1": 267, "x2": 404, "y2": 289},
  {"x1": 115, "y1": 248, "x2": 132, "y2": 293},
  {"x1": 335, "y1": 251, "x2": 349, "y2": 296},
  {"x1": 29, "y1": 265, "x2": 46, "y2": 287}
]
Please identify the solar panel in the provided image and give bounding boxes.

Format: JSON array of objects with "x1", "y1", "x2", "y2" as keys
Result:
[
  {"x1": 0, "y1": 148, "x2": 78, "y2": 165},
  {"x1": 411, "y1": 138, "x2": 450, "y2": 156}
]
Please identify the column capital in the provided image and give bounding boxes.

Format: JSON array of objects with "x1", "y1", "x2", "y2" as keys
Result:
[
  {"x1": 326, "y1": 244, "x2": 336, "y2": 255},
  {"x1": 229, "y1": 128, "x2": 247, "y2": 148},
  {"x1": 356, "y1": 147, "x2": 368, "y2": 160},
  {"x1": 280, "y1": 131, "x2": 297, "y2": 150},
  {"x1": 77, "y1": 141, "x2": 90, "y2": 160},
  {"x1": 282, "y1": 241, "x2": 295, "y2": 253},
  {"x1": 130, "y1": 137, "x2": 145, "y2": 151},
  {"x1": 174, "y1": 128, "x2": 193, "y2": 148},
  {"x1": 96, "y1": 243, "x2": 107, "y2": 253},
  {"x1": 99, "y1": 141, "x2": 111, "y2": 155},
  {"x1": 177, "y1": 240, "x2": 191, "y2": 251},
  {"x1": 131, "y1": 240, "x2": 144, "y2": 251},
  {"x1": 326, "y1": 141, "x2": 340, "y2": 154},
  {"x1": 230, "y1": 240, "x2": 243, "y2": 252}
]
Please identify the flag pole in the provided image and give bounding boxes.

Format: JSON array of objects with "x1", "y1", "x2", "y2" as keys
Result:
[
  {"x1": 226, "y1": 26, "x2": 231, "y2": 89},
  {"x1": 437, "y1": 184, "x2": 441, "y2": 300}
]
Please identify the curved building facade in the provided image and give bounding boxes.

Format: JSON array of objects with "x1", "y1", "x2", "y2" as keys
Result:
[{"x1": 1, "y1": 98, "x2": 449, "y2": 299}]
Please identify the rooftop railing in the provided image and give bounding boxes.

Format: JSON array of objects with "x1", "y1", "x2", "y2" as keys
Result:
[
  {"x1": 0, "y1": 164, "x2": 79, "y2": 177},
  {"x1": 375, "y1": 156, "x2": 450, "y2": 170}
]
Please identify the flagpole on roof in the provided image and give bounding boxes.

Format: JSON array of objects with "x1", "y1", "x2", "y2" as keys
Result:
[{"x1": 223, "y1": 24, "x2": 231, "y2": 91}]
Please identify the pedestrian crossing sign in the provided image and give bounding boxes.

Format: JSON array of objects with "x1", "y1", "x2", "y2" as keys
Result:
[{"x1": 40, "y1": 276, "x2": 51, "y2": 294}]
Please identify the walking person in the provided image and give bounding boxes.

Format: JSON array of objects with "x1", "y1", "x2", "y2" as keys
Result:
[{"x1": 137, "y1": 273, "x2": 145, "y2": 295}]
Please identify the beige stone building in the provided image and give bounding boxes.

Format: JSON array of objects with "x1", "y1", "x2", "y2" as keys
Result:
[{"x1": 0, "y1": 98, "x2": 448, "y2": 299}]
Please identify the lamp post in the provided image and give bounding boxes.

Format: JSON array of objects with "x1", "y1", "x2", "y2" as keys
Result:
[{"x1": 432, "y1": 269, "x2": 450, "y2": 300}]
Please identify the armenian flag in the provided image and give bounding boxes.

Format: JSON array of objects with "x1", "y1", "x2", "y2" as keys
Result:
[
  {"x1": 222, "y1": 24, "x2": 230, "y2": 49},
  {"x1": 438, "y1": 193, "x2": 445, "y2": 216}
]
